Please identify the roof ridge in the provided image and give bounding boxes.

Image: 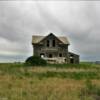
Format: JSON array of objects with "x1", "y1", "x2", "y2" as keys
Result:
[{"x1": 32, "y1": 34, "x2": 69, "y2": 44}]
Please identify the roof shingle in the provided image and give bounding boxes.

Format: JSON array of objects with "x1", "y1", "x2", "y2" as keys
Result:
[{"x1": 32, "y1": 34, "x2": 70, "y2": 44}]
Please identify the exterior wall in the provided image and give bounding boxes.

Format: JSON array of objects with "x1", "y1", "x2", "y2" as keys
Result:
[
  {"x1": 68, "y1": 52, "x2": 79, "y2": 64},
  {"x1": 43, "y1": 57, "x2": 66, "y2": 64},
  {"x1": 32, "y1": 34, "x2": 79, "y2": 64}
]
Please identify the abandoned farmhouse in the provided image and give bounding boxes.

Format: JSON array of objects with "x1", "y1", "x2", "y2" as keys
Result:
[{"x1": 32, "y1": 33, "x2": 79, "y2": 64}]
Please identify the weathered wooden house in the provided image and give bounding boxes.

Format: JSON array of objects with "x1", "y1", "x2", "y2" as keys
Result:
[{"x1": 32, "y1": 33, "x2": 79, "y2": 64}]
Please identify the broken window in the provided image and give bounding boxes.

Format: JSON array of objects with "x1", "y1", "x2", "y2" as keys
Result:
[
  {"x1": 47, "y1": 40, "x2": 50, "y2": 47},
  {"x1": 40, "y1": 53, "x2": 45, "y2": 58},
  {"x1": 52, "y1": 40, "x2": 55, "y2": 47},
  {"x1": 70, "y1": 54, "x2": 74, "y2": 59}
]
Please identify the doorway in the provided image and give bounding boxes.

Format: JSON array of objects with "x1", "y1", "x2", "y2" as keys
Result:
[
  {"x1": 70, "y1": 58, "x2": 74, "y2": 64},
  {"x1": 49, "y1": 54, "x2": 53, "y2": 58}
]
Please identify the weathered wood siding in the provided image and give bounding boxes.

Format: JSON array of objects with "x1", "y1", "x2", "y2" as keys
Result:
[{"x1": 32, "y1": 33, "x2": 79, "y2": 64}]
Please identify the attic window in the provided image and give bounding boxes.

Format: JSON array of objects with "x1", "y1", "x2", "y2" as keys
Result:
[
  {"x1": 47, "y1": 40, "x2": 50, "y2": 47},
  {"x1": 52, "y1": 40, "x2": 55, "y2": 47}
]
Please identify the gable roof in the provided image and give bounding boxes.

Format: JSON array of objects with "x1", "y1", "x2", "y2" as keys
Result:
[
  {"x1": 69, "y1": 52, "x2": 79, "y2": 56},
  {"x1": 32, "y1": 36, "x2": 44, "y2": 44},
  {"x1": 58, "y1": 37, "x2": 70, "y2": 44},
  {"x1": 32, "y1": 33, "x2": 70, "y2": 45}
]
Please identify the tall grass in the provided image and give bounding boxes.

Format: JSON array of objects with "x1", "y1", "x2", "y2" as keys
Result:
[
  {"x1": 0, "y1": 63, "x2": 100, "y2": 80},
  {"x1": 29, "y1": 71, "x2": 99, "y2": 80},
  {"x1": 80, "y1": 79, "x2": 100, "y2": 100},
  {"x1": 0, "y1": 63, "x2": 100, "y2": 100},
  {"x1": 47, "y1": 63, "x2": 99, "y2": 69}
]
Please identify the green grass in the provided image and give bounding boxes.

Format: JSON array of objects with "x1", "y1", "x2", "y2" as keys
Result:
[
  {"x1": 21, "y1": 71, "x2": 99, "y2": 80},
  {"x1": 0, "y1": 63, "x2": 100, "y2": 100},
  {"x1": 47, "y1": 63, "x2": 99, "y2": 69},
  {"x1": 80, "y1": 79, "x2": 100, "y2": 100},
  {"x1": 0, "y1": 63, "x2": 100, "y2": 80}
]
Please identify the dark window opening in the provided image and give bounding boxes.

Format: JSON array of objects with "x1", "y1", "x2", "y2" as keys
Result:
[
  {"x1": 59, "y1": 53, "x2": 62, "y2": 57},
  {"x1": 70, "y1": 58, "x2": 74, "y2": 64},
  {"x1": 52, "y1": 40, "x2": 55, "y2": 47},
  {"x1": 70, "y1": 54, "x2": 74, "y2": 59},
  {"x1": 47, "y1": 40, "x2": 50, "y2": 47},
  {"x1": 70, "y1": 54, "x2": 74, "y2": 57},
  {"x1": 65, "y1": 59, "x2": 66, "y2": 62},
  {"x1": 49, "y1": 54, "x2": 52, "y2": 58},
  {"x1": 40, "y1": 53, "x2": 45, "y2": 58}
]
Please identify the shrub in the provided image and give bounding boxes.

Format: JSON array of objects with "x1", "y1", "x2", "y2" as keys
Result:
[{"x1": 25, "y1": 56, "x2": 47, "y2": 66}]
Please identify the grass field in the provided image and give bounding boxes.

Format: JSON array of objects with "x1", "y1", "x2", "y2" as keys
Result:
[{"x1": 0, "y1": 63, "x2": 100, "y2": 100}]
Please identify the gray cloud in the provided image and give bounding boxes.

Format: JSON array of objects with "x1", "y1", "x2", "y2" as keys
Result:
[{"x1": 0, "y1": 1, "x2": 100, "y2": 62}]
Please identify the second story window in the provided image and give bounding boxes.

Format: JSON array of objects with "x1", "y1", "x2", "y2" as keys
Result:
[
  {"x1": 47, "y1": 40, "x2": 50, "y2": 47},
  {"x1": 52, "y1": 40, "x2": 55, "y2": 47}
]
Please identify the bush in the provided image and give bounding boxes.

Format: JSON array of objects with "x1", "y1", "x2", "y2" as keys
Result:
[{"x1": 25, "y1": 56, "x2": 47, "y2": 66}]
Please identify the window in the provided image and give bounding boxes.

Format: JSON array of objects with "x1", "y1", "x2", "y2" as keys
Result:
[
  {"x1": 47, "y1": 40, "x2": 50, "y2": 47},
  {"x1": 70, "y1": 58, "x2": 74, "y2": 64},
  {"x1": 70, "y1": 54, "x2": 74, "y2": 58},
  {"x1": 40, "y1": 53, "x2": 45, "y2": 58},
  {"x1": 70, "y1": 54, "x2": 74, "y2": 57},
  {"x1": 52, "y1": 40, "x2": 55, "y2": 47},
  {"x1": 49, "y1": 54, "x2": 52, "y2": 58},
  {"x1": 59, "y1": 53, "x2": 62, "y2": 57}
]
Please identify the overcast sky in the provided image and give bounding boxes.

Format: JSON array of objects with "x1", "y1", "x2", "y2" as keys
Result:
[{"x1": 0, "y1": 1, "x2": 100, "y2": 62}]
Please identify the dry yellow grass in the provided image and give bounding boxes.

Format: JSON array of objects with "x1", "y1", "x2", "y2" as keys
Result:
[
  {"x1": 0, "y1": 75, "x2": 83, "y2": 100},
  {"x1": 27, "y1": 67, "x2": 98, "y2": 73},
  {"x1": 0, "y1": 74, "x2": 100, "y2": 100},
  {"x1": 0, "y1": 63, "x2": 100, "y2": 100}
]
